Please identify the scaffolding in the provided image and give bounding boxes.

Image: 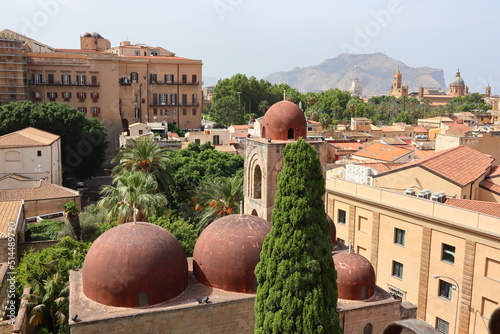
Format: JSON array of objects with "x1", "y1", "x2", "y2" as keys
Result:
[{"x1": 0, "y1": 38, "x2": 28, "y2": 106}]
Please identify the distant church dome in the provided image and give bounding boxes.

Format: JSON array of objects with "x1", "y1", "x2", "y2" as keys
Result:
[
  {"x1": 193, "y1": 214, "x2": 270, "y2": 293},
  {"x1": 82, "y1": 222, "x2": 188, "y2": 307},
  {"x1": 82, "y1": 32, "x2": 92, "y2": 38},
  {"x1": 261, "y1": 101, "x2": 307, "y2": 140},
  {"x1": 333, "y1": 252, "x2": 376, "y2": 301},
  {"x1": 450, "y1": 70, "x2": 465, "y2": 86}
]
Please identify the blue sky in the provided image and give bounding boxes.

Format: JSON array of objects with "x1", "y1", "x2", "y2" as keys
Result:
[{"x1": 3, "y1": 0, "x2": 499, "y2": 94}]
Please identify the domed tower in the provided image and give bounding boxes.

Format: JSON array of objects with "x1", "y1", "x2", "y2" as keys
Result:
[
  {"x1": 333, "y1": 252, "x2": 376, "y2": 300},
  {"x1": 82, "y1": 222, "x2": 188, "y2": 307},
  {"x1": 244, "y1": 100, "x2": 327, "y2": 220},
  {"x1": 193, "y1": 214, "x2": 270, "y2": 292},
  {"x1": 448, "y1": 69, "x2": 468, "y2": 97}
]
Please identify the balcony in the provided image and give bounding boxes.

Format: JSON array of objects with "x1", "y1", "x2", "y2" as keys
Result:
[
  {"x1": 119, "y1": 77, "x2": 131, "y2": 86},
  {"x1": 28, "y1": 80, "x2": 100, "y2": 87},
  {"x1": 150, "y1": 81, "x2": 200, "y2": 85}
]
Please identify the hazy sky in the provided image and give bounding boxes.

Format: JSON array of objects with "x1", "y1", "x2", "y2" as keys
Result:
[{"x1": 3, "y1": 0, "x2": 499, "y2": 93}]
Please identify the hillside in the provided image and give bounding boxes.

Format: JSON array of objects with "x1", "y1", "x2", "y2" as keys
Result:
[{"x1": 265, "y1": 53, "x2": 446, "y2": 96}]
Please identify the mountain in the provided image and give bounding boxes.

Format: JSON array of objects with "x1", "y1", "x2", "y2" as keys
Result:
[{"x1": 265, "y1": 53, "x2": 447, "y2": 96}]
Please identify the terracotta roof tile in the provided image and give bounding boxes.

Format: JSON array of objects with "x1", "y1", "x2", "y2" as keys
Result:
[
  {"x1": 379, "y1": 146, "x2": 494, "y2": 186},
  {"x1": 353, "y1": 162, "x2": 405, "y2": 174},
  {"x1": 444, "y1": 198, "x2": 500, "y2": 218},
  {"x1": 353, "y1": 143, "x2": 413, "y2": 162},
  {"x1": 332, "y1": 142, "x2": 366, "y2": 150},
  {"x1": 0, "y1": 127, "x2": 59, "y2": 148},
  {"x1": 0, "y1": 200, "x2": 23, "y2": 238},
  {"x1": 0, "y1": 179, "x2": 79, "y2": 201},
  {"x1": 230, "y1": 125, "x2": 252, "y2": 130},
  {"x1": 479, "y1": 179, "x2": 500, "y2": 195},
  {"x1": 486, "y1": 165, "x2": 500, "y2": 179}
]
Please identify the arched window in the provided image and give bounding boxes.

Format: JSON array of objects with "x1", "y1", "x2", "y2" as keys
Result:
[
  {"x1": 253, "y1": 165, "x2": 262, "y2": 199},
  {"x1": 262, "y1": 126, "x2": 266, "y2": 138},
  {"x1": 288, "y1": 128, "x2": 294, "y2": 139},
  {"x1": 363, "y1": 323, "x2": 373, "y2": 334},
  {"x1": 5, "y1": 150, "x2": 20, "y2": 162},
  {"x1": 251, "y1": 209, "x2": 258, "y2": 217}
]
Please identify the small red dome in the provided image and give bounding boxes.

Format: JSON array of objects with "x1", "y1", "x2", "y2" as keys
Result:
[
  {"x1": 327, "y1": 215, "x2": 336, "y2": 243},
  {"x1": 193, "y1": 214, "x2": 271, "y2": 293},
  {"x1": 333, "y1": 252, "x2": 376, "y2": 300},
  {"x1": 82, "y1": 222, "x2": 188, "y2": 307},
  {"x1": 261, "y1": 101, "x2": 307, "y2": 140}
]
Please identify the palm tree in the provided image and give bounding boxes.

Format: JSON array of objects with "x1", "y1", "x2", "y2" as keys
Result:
[
  {"x1": 191, "y1": 175, "x2": 243, "y2": 231},
  {"x1": 112, "y1": 136, "x2": 174, "y2": 195},
  {"x1": 22, "y1": 273, "x2": 69, "y2": 333},
  {"x1": 63, "y1": 201, "x2": 81, "y2": 241},
  {"x1": 97, "y1": 171, "x2": 168, "y2": 223}
]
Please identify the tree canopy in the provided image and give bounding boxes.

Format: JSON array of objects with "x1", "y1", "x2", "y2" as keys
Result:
[
  {"x1": 0, "y1": 101, "x2": 108, "y2": 180},
  {"x1": 254, "y1": 139, "x2": 341, "y2": 334}
]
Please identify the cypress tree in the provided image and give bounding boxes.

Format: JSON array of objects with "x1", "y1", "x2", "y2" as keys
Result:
[{"x1": 254, "y1": 138, "x2": 341, "y2": 334}]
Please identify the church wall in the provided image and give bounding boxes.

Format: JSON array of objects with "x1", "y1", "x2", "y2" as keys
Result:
[{"x1": 339, "y1": 300, "x2": 401, "y2": 333}]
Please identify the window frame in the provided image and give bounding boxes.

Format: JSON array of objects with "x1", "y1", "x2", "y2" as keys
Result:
[
  {"x1": 441, "y1": 244, "x2": 456, "y2": 264},
  {"x1": 338, "y1": 209, "x2": 346, "y2": 225},
  {"x1": 394, "y1": 228, "x2": 405, "y2": 246},
  {"x1": 438, "y1": 279, "x2": 453, "y2": 301},
  {"x1": 392, "y1": 260, "x2": 403, "y2": 279}
]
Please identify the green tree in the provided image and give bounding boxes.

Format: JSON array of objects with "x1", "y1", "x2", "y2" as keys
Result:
[
  {"x1": 254, "y1": 138, "x2": 341, "y2": 334},
  {"x1": 0, "y1": 101, "x2": 108, "y2": 180},
  {"x1": 62, "y1": 202, "x2": 81, "y2": 241},
  {"x1": 209, "y1": 95, "x2": 243, "y2": 125},
  {"x1": 150, "y1": 216, "x2": 198, "y2": 256},
  {"x1": 191, "y1": 175, "x2": 243, "y2": 231},
  {"x1": 22, "y1": 273, "x2": 69, "y2": 334},
  {"x1": 98, "y1": 171, "x2": 168, "y2": 223},
  {"x1": 112, "y1": 136, "x2": 174, "y2": 195}
]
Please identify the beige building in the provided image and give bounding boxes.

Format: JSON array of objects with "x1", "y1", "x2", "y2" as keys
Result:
[
  {"x1": 326, "y1": 175, "x2": 500, "y2": 334},
  {"x1": 0, "y1": 29, "x2": 203, "y2": 158},
  {"x1": 351, "y1": 117, "x2": 371, "y2": 132},
  {"x1": 389, "y1": 68, "x2": 408, "y2": 98},
  {"x1": 0, "y1": 127, "x2": 62, "y2": 185}
]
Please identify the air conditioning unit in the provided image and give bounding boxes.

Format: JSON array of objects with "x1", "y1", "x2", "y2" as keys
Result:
[
  {"x1": 430, "y1": 191, "x2": 446, "y2": 203},
  {"x1": 417, "y1": 189, "x2": 431, "y2": 199},
  {"x1": 405, "y1": 188, "x2": 416, "y2": 196}
]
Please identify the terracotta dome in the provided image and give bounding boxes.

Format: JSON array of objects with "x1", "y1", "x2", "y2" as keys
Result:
[
  {"x1": 333, "y1": 252, "x2": 376, "y2": 300},
  {"x1": 193, "y1": 214, "x2": 271, "y2": 293},
  {"x1": 327, "y1": 215, "x2": 336, "y2": 243},
  {"x1": 261, "y1": 100, "x2": 307, "y2": 141},
  {"x1": 82, "y1": 222, "x2": 188, "y2": 307}
]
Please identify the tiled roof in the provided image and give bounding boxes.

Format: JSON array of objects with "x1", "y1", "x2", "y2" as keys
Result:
[
  {"x1": 479, "y1": 180, "x2": 500, "y2": 195},
  {"x1": 353, "y1": 143, "x2": 413, "y2": 162},
  {"x1": 444, "y1": 126, "x2": 473, "y2": 137},
  {"x1": 381, "y1": 126, "x2": 405, "y2": 132},
  {"x1": 378, "y1": 146, "x2": 494, "y2": 187},
  {"x1": 354, "y1": 162, "x2": 405, "y2": 174},
  {"x1": 0, "y1": 179, "x2": 79, "y2": 201},
  {"x1": 331, "y1": 142, "x2": 366, "y2": 150},
  {"x1": 230, "y1": 125, "x2": 252, "y2": 130},
  {"x1": 486, "y1": 166, "x2": 500, "y2": 179},
  {"x1": 381, "y1": 137, "x2": 407, "y2": 145},
  {"x1": 0, "y1": 200, "x2": 23, "y2": 238},
  {"x1": 0, "y1": 127, "x2": 59, "y2": 148},
  {"x1": 413, "y1": 126, "x2": 428, "y2": 133},
  {"x1": 444, "y1": 198, "x2": 500, "y2": 218}
]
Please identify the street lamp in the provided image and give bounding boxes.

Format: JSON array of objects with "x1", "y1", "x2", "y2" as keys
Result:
[{"x1": 433, "y1": 275, "x2": 460, "y2": 334}]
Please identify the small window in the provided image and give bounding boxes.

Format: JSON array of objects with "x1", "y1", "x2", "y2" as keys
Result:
[
  {"x1": 182, "y1": 109, "x2": 187, "y2": 116},
  {"x1": 392, "y1": 261, "x2": 403, "y2": 279},
  {"x1": 338, "y1": 209, "x2": 346, "y2": 225},
  {"x1": 149, "y1": 73, "x2": 157, "y2": 83},
  {"x1": 436, "y1": 317, "x2": 449, "y2": 334},
  {"x1": 182, "y1": 74, "x2": 187, "y2": 83},
  {"x1": 442, "y1": 244, "x2": 455, "y2": 264},
  {"x1": 91, "y1": 75, "x2": 98, "y2": 85},
  {"x1": 37, "y1": 150, "x2": 42, "y2": 157},
  {"x1": 131, "y1": 72, "x2": 138, "y2": 83},
  {"x1": 438, "y1": 279, "x2": 453, "y2": 300},
  {"x1": 394, "y1": 228, "x2": 405, "y2": 246},
  {"x1": 192, "y1": 74, "x2": 197, "y2": 83},
  {"x1": 192, "y1": 108, "x2": 197, "y2": 116}
]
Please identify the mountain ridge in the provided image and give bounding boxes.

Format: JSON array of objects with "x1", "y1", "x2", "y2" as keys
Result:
[{"x1": 265, "y1": 53, "x2": 447, "y2": 96}]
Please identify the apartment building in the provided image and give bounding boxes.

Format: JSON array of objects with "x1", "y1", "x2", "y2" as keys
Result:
[{"x1": 0, "y1": 29, "x2": 203, "y2": 155}]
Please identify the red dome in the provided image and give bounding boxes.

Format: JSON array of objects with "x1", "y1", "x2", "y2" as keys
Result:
[
  {"x1": 82, "y1": 222, "x2": 188, "y2": 307},
  {"x1": 261, "y1": 101, "x2": 307, "y2": 140},
  {"x1": 333, "y1": 252, "x2": 376, "y2": 300},
  {"x1": 193, "y1": 214, "x2": 270, "y2": 293},
  {"x1": 327, "y1": 215, "x2": 336, "y2": 243}
]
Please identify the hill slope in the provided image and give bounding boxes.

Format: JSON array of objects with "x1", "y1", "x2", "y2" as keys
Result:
[{"x1": 265, "y1": 53, "x2": 446, "y2": 96}]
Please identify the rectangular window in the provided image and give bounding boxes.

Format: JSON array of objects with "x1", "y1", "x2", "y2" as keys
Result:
[
  {"x1": 192, "y1": 108, "x2": 197, "y2": 115},
  {"x1": 182, "y1": 94, "x2": 187, "y2": 105},
  {"x1": 91, "y1": 92, "x2": 99, "y2": 102},
  {"x1": 358, "y1": 216, "x2": 368, "y2": 233},
  {"x1": 192, "y1": 74, "x2": 197, "y2": 83},
  {"x1": 165, "y1": 74, "x2": 174, "y2": 83},
  {"x1": 134, "y1": 94, "x2": 139, "y2": 105},
  {"x1": 61, "y1": 74, "x2": 71, "y2": 85},
  {"x1": 78, "y1": 107, "x2": 87, "y2": 114},
  {"x1": 171, "y1": 94, "x2": 177, "y2": 105},
  {"x1": 77, "y1": 92, "x2": 86, "y2": 101},
  {"x1": 153, "y1": 109, "x2": 158, "y2": 116},
  {"x1": 182, "y1": 108, "x2": 187, "y2": 116},
  {"x1": 135, "y1": 51, "x2": 140, "y2": 56},
  {"x1": 134, "y1": 107, "x2": 140, "y2": 118},
  {"x1": 182, "y1": 74, "x2": 187, "y2": 83},
  {"x1": 192, "y1": 94, "x2": 198, "y2": 105},
  {"x1": 442, "y1": 244, "x2": 455, "y2": 264},
  {"x1": 37, "y1": 150, "x2": 42, "y2": 157},
  {"x1": 152, "y1": 94, "x2": 158, "y2": 105},
  {"x1": 91, "y1": 75, "x2": 98, "y2": 85},
  {"x1": 173, "y1": 109, "x2": 177, "y2": 115},
  {"x1": 438, "y1": 279, "x2": 453, "y2": 300},
  {"x1": 63, "y1": 92, "x2": 71, "y2": 101},
  {"x1": 131, "y1": 72, "x2": 138, "y2": 83},
  {"x1": 394, "y1": 228, "x2": 405, "y2": 246},
  {"x1": 47, "y1": 92, "x2": 57, "y2": 101},
  {"x1": 392, "y1": 261, "x2": 403, "y2": 279},
  {"x1": 160, "y1": 94, "x2": 167, "y2": 105},
  {"x1": 436, "y1": 317, "x2": 449, "y2": 334},
  {"x1": 338, "y1": 209, "x2": 346, "y2": 225},
  {"x1": 47, "y1": 74, "x2": 54, "y2": 84},
  {"x1": 91, "y1": 107, "x2": 100, "y2": 115},
  {"x1": 34, "y1": 91, "x2": 42, "y2": 101},
  {"x1": 161, "y1": 109, "x2": 167, "y2": 116},
  {"x1": 77, "y1": 75, "x2": 86, "y2": 85},
  {"x1": 33, "y1": 73, "x2": 42, "y2": 83},
  {"x1": 149, "y1": 73, "x2": 157, "y2": 83}
]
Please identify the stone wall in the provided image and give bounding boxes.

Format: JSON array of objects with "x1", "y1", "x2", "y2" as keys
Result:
[{"x1": 70, "y1": 298, "x2": 255, "y2": 334}]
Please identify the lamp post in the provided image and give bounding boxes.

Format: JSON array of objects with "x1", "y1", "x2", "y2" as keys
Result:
[{"x1": 433, "y1": 275, "x2": 460, "y2": 334}]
